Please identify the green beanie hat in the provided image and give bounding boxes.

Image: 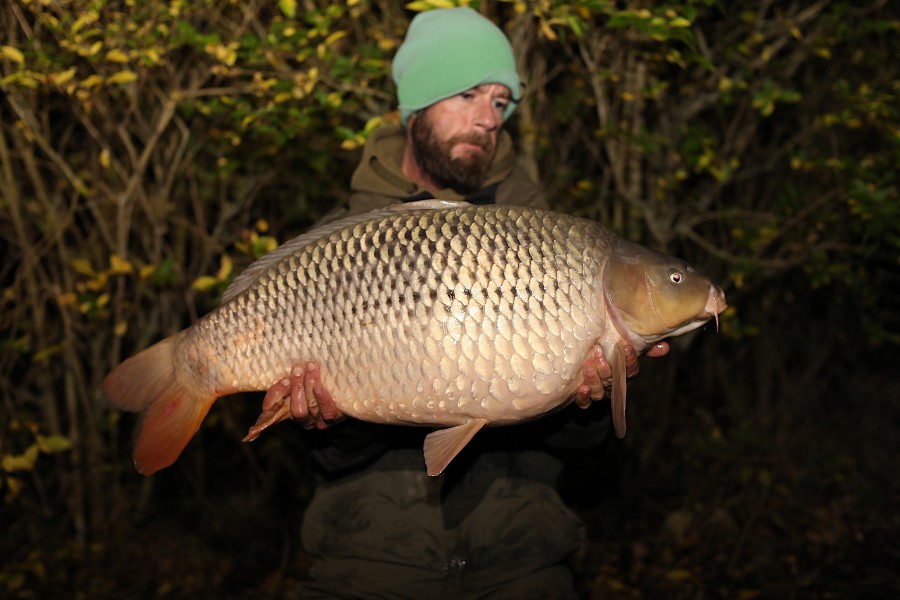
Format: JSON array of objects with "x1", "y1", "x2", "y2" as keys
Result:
[{"x1": 392, "y1": 7, "x2": 523, "y2": 126}]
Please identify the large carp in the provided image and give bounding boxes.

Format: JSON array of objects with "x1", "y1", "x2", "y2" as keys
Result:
[{"x1": 103, "y1": 200, "x2": 726, "y2": 476}]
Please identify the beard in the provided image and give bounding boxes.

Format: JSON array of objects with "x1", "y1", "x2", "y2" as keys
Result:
[{"x1": 409, "y1": 111, "x2": 496, "y2": 194}]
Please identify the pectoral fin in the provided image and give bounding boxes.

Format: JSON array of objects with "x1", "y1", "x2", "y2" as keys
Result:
[
  {"x1": 609, "y1": 342, "x2": 628, "y2": 438},
  {"x1": 423, "y1": 419, "x2": 487, "y2": 476}
]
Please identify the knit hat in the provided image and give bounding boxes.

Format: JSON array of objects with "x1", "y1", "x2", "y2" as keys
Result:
[{"x1": 392, "y1": 7, "x2": 523, "y2": 126}]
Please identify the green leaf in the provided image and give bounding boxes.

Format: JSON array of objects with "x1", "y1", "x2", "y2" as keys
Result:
[{"x1": 37, "y1": 435, "x2": 71, "y2": 454}]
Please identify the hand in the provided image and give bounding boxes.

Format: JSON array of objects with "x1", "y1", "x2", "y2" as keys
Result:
[
  {"x1": 243, "y1": 362, "x2": 344, "y2": 442},
  {"x1": 572, "y1": 342, "x2": 669, "y2": 409}
]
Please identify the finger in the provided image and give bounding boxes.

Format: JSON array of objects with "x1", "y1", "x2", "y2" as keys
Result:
[
  {"x1": 623, "y1": 344, "x2": 640, "y2": 378},
  {"x1": 646, "y1": 341, "x2": 669, "y2": 358},
  {"x1": 583, "y1": 346, "x2": 606, "y2": 383},
  {"x1": 289, "y1": 364, "x2": 311, "y2": 421},
  {"x1": 575, "y1": 384, "x2": 592, "y2": 409},
  {"x1": 305, "y1": 362, "x2": 341, "y2": 424},
  {"x1": 585, "y1": 346, "x2": 611, "y2": 386}
]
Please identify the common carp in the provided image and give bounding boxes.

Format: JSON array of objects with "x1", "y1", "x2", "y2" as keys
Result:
[{"x1": 103, "y1": 200, "x2": 726, "y2": 476}]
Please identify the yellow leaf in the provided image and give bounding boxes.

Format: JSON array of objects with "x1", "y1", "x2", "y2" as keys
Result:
[
  {"x1": 83, "y1": 272, "x2": 109, "y2": 292},
  {"x1": 139, "y1": 264, "x2": 156, "y2": 279},
  {"x1": 2, "y1": 445, "x2": 40, "y2": 473},
  {"x1": 32, "y1": 344, "x2": 64, "y2": 363},
  {"x1": 324, "y1": 31, "x2": 347, "y2": 46},
  {"x1": 108, "y1": 254, "x2": 133, "y2": 274},
  {"x1": 192, "y1": 275, "x2": 219, "y2": 291},
  {"x1": 51, "y1": 68, "x2": 77, "y2": 86},
  {"x1": 407, "y1": 0, "x2": 457, "y2": 11},
  {"x1": 114, "y1": 320, "x2": 128, "y2": 337},
  {"x1": 80, "y1": 74, "x2": 105, "y2": 88},
  {"x1": 72, "y1": 11, "x2": 99, "y2": 35},
  {"x1": 5, "y1": 475, "x2": 24, "y2": 499},
  {"x1": 1, "y1": 72, "x2": 40, "y2": 88},
  {"x1": 106, "y1": 49, "x2": 129, "y2": 63},
  {"x1": 71, "y1": 258, "x2": 96, "y2": 277},
  {"x1": 143, "y1": 48, "x2": 161, "y2": 64},
  {"x1": 57, "y1": 292, "x2": 78, "y2": 307},
  {"x1": 100, "y1": 148, "x2": 111, "y2": 168},
  {"x1": 1, "y1": 45, "x2": 25, "y2": 65},
  {"x1": 106, "y1": 70, "x2": 137, "y2": 85},
  {"x1": 87, "y1": 41, "x2": 103, "y2": 57},
  {"x1": 280, "y1": 0, "x2": 296, "y2": 18},
  {"x1": 539, "y1": 20, "x2": 557, "y2": 41},
  {"x1": 362, "y1": 115, "x2": 384, "y2": 135},
  {"x1": 670, "y1": 17, "x2": 691, "y2": 27},
  {"x1": 215, "y1": 255, "x2": 233, "y2": 281}
]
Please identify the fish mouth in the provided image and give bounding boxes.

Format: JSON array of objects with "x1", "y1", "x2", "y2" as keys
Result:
[{"x1": 706, "y1": 285, "x2": 728, "y2": 331}]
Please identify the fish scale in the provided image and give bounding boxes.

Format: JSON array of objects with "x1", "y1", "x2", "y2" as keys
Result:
[{"x1": 103, "y1": 200, "x2": 726, "y2": 476}]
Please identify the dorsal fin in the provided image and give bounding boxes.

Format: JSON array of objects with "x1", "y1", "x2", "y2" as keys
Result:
[
  {"x1": 394, "y1": 198, "x2": 472, "y2": 211},
  {"x1": 221, "y1": 199, "x2": 473, "y2": 303}
]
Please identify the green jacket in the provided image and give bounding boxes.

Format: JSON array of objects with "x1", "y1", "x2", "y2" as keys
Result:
[{"x1": 323, "y1": 124, "x2": 546, "y2": 224}]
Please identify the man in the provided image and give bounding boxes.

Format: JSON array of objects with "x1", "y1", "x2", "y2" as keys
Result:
[{"x1": 257, "y1": 8, "x2": 667, "y2": 598}]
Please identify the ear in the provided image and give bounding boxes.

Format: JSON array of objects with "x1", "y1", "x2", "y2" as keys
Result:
[{"x1": 405, "y1": 111, "x2": 419, "y2": 132}]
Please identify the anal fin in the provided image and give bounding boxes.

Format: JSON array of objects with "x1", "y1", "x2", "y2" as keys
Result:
[{"x1": 423, "y1": 419, "x2": 487, "y2": 476}]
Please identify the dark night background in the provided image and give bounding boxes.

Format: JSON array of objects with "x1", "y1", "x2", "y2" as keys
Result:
[{"x1": 2, "y1": 1, "x2": 898, "y2": 598}]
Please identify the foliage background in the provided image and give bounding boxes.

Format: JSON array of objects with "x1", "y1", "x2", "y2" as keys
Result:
[{"x1": 1, "y1": 0, "x2": 897, "y2": 597}]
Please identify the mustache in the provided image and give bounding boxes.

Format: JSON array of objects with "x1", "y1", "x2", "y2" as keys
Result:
[{"x1": 451, "y1": 132, "x2": 494, "y2": 153}]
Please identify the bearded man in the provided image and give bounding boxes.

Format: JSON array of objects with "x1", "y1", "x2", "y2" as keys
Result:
[{"x1": 265, "y1": 8, "x2": 666, "y2": 598}]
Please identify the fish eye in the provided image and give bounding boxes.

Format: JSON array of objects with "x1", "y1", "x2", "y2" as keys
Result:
[{"x1": 669, "y1": 270, "x2": 684, "y2": 284}]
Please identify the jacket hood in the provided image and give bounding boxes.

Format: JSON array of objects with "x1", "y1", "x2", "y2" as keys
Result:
[{"x1": 350, "y1": 124, "x2": 518, "y2": 201}]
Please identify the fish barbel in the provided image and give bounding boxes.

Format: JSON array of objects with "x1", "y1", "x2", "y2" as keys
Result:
[{"x1": 103, "y1": 200, "x2": 726, "y2": 476}]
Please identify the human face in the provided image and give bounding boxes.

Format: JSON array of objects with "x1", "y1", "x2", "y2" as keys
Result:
[{"x1": 408, "y1": 84, "x2": 511, "y2": 193}]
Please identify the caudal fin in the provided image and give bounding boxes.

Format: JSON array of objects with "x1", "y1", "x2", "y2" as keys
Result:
[{"x1": 102, "y1": 336, "x2": 216, "y2": 475}]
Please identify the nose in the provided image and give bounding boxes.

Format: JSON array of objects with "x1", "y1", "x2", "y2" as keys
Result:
[{"x1": 474, "y1": 98, "x2": 501, "y2": 132}]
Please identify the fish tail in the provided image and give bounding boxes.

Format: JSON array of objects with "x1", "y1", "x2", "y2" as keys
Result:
[{"x1": 102, "y1": 335, "x2": 216, "y2": 475}]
